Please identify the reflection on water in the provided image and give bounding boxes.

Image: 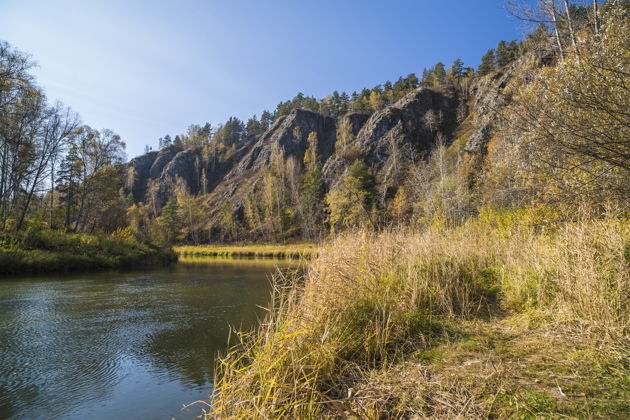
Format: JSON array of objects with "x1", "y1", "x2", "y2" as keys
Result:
[{"x1": 0, "y1": 258, "x2": 292, "y2": 420}]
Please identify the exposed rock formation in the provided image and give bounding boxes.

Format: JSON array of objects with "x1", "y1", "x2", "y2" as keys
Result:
[{"x1": 122, "y1": 86, "x2": 468, "y2": 227}]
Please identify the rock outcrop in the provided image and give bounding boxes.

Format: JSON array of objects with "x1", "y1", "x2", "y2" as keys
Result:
[{"x1": 122, "y1": 86, "x2": 465, "y2": 226}]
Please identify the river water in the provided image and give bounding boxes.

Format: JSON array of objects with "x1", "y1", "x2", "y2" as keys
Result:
[{"x1": 0, "y1": 257, "x2": 293, "y2": 420}]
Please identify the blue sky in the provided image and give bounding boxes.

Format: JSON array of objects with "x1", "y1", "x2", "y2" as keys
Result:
[{"x1": 1, "y1": 0, "x2": 525, "y2": 158}]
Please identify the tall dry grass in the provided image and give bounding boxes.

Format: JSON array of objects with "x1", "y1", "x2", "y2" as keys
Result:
[{"x1": 208, "y1": 214, "x2": 629, "y2": 419}]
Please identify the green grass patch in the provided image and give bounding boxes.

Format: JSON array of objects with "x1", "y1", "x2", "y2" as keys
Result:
[{"x1": 175, "y1": 243, "x2": 318, "y2": 259}]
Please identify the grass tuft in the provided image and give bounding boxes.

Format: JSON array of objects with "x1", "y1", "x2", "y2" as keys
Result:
[{"x1": 207, "y1": 215, "x2": 629, "y2": 418}]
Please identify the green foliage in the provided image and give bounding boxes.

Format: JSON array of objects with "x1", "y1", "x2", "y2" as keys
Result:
[
  {"x1": 433, "y1": 61, "x2": 446, "y2": 85},
  {"x1": 212, "y1": 117, "x2": 245, "y2": 146},
  {"x1": 326, "y1": 160, "x2": 377, "y2": 231},
  {"x1": 0, "y1": 226, "x2": 176, "y2": 275},
  {"x1": 496, "y1": 40, "x2": 520, "y2": 67},
  {"x1": 478, "y1": 49, "x2": 496, "y2": 75},
  {"x1": 157, "y1": 197, "x2": 182, "y2": 242}
]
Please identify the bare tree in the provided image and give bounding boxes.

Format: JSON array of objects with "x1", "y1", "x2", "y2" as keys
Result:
[
  {"x1": 592, "y1": 0, "x2": 600, "y2": 36},
  {"x1": 506, "y1": 0, "x2": 566, "y2": 59},
  {"x1": 563, "y1": 0, "x2": 578, "y2": 49},
  {"x1": 15, "y1": 103, "x2": 79, "y2": 230}
]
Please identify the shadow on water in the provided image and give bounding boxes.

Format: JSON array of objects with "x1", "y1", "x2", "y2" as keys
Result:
[{"x1": 0, "y1": 257, "x2": 295, "y2": 420}]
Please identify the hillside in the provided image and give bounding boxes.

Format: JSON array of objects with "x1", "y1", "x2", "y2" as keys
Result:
[
  {"x1": 201, "y1": 2, "x2": 630, "y2": 418},
  {"x1": 123, "y1": 86, "x2": 460, "y2": 236}
]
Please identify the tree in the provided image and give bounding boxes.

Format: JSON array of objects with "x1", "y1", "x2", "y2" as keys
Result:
[
  {"x1": 504, "y1": 0, "x2": 589, "y2": 60},
  {"x1": 61, "y1": 126, "x2": 126, "y2": 232},
  {"x1": 260, "y1": 111, "x2": 274, "y2": 130},
  {"x1": 326, "y1": 160, "x2": 377, "y2": 231},
  {"x1": 503, "y1": 4, "x2": 630, "y2": 204},
  {"x1": 14, "y1": 103, "x2": 79, "y2": 230},
  {"x1": 159, "y1": 134, "x2": 172, "y2": 149},
  {"x1": 433, "y1": 62, "x2": 447, "y2": 85},
  {"x1": 56, "y1": 144, "x2": 82, "y2": 229},
  {"x1": 157, "y1": 197, "x2": 181, "y2": 242},
  {"x1": 213, "y1": 117, "x2": 244, "y2": 146},
  {"x1": 447, "y1": 58, "x2": 465, "y2": 84},
  {"x1": 300, "y1": 132, "x2": 326, "y2": 239},
  {"x1": 369, "y1": 89, "x2": 385, "y2": 112},
  {"x1": 496, "y1": 40, "x2": 512, "y2": 67},
  {"x1": 420, "y1": 68, "x2": 434, "y2": 86},
  {"x1": 246, "y1": 115, "x2": 265, "y2": 140},
  {"x1": 390, "y1": 185, "x2": 411, "y2": 225},
  {"x1": 335, "y1": 116, "x2": 357, "y2": 158},
  {"x1": 261, "y1": 142, "x2": 288, "y2": 240},
  {"x1": 403, "y1": 73, "x2": 419, "y2": 90},
  {"x1": 478, "y1": 49, "x2": 496, "y2": 76},
  {"x1": 174, "y1": 176, "x2": 203, "y2": 244}
]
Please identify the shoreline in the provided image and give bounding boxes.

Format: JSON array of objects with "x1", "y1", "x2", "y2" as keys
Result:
[{"x1": 175, "y1": 243, "x2": 318, "y2": 259}]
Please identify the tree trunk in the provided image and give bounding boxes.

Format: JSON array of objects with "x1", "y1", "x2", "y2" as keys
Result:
[
  {"x1": 549, "y1": 0, "x2": 566, "y2": 59},
  {"x1": 593, "y1": 0, "x2": 600, "y2": 36},
  {"x1": 563, "y1": 0, "x2": 578, "y2": 49},
  {"x1": 49, "y1": 161, "x2": 55, "y2": 227}
]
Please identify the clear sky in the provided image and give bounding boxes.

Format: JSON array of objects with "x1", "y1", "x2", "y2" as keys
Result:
[{"x1": 1, "y1": 0, "x2": 525, "y2": 158}]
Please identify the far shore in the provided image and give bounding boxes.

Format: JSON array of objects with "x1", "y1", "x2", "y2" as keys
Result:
[{"x1": 174, "y1": 243, "x2": 318, "y2": 259}]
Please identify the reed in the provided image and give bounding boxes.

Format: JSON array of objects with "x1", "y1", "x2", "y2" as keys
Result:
[
  {"x1": 175, "y1": 243, "x2": 318, "y2": 259},
  {"x1": 207, "y1": 214, "x2": 629, "y2": 419}
]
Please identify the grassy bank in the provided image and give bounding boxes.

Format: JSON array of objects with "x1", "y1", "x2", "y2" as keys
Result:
[
  {"x1": 208, "y1": 210, "x2": 629, "y2": 419},
  {"x1": 175, "y1": 243, "x2": 318, "y2": 259},
  {"x1": 0, "y1": 227, "x2": 177, "y2": 275}
]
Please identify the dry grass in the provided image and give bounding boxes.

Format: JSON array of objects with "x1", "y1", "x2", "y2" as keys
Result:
[
  {"x1": 205, "y1": 214, "x2": 629, "y2": 419},
  {"x1": 175, "y1": 243, "x2": 318, "y2": 259}
]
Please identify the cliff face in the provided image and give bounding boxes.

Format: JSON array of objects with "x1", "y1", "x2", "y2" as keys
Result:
[
  {"x1": 124, "y1": 142, "x2": 252, "y2": 208},
  {"x1": 122, "y1": 78, "x2": 515, "y2": 231}
]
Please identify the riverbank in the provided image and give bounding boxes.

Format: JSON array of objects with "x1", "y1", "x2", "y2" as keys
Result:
[
  {"x1": 209, "y1": 210, "x2": 629, "y2": 419},
  {"x1": 175, "y1": 243, "x2": 318, "y2": 259},
  {"x1": 0, "y1": 228, "x2": 177, "y2": 275}
]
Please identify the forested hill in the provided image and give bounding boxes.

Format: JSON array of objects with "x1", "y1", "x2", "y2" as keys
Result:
[
  {"x1": 2, "y1": 1, "x2": 626, "y2": 247},
  {"x1": 122, "y1": 42, "x2": 518, "y2": 244},
  {"x1": 123, "y1": 86, "x2": 459, "y2": 243},
  {"x1": 121, "y1": 1, "x2": 628, "y2": 244}
]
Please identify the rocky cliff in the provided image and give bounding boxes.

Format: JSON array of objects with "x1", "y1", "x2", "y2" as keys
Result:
[{"x1": 122, "y1": 77, "x2": 518, "y2": 233}]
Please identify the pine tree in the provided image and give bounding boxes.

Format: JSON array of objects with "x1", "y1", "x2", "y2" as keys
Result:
[
  {"x1": 158, "y1": 197, "x2": 182, "y2": 242},
  {"x1": 447, "y1": 58, "x2": 465, "y2": 84},
  {"x1": 420, "y1": 68, "x2": 434, "y2": 86},
  {"x1": 496, "y1": 40, "x2": 512, "y2": 67},
  {"x1": 326, "y1": 160, "x2": 377, "y2": 231},
  {"x1": 56, "y1": 145, "x2": 82, "y2": 229},
  {"x1": 433, "y1": 62, "x2": 447, "y2": 85},
  {"x1": 478, "y1": 49, "x2": 496, "y2": 76},
  {"x1": 300, "y1": 132, "x2": 326, "y2": 239}
]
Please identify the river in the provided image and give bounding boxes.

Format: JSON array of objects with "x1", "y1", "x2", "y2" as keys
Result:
[{"x1": 0, "y1": 257, "x2": 293, "y2": 420}]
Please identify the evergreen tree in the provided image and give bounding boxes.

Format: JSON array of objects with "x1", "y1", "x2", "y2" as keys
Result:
[
  {"x1": 496, "y1": 40, "x2": 512, "y2": 67},
  {"x1": 213, "y1": 117, "x2": 244, "y2": 146},
  {"x1": 159, "y1": 134, "x2": 172, "y2": 149},
  {"x1": 420, "y1": 68, "x2": 434, "y2": 86},
  {"x1": 478, "y1": 49, "x2": 496, "y2": 76},
  {"x1": 433, "y1": 62, "x2": 447, "y2": 85},
  {"x1": 300, "y1": 133, "x2": 326, "y2": 239},
  {"x1": 448, "y1": 58, "x2": 465, "y2": 83},
  {"x1": 157, "y1": 197, "x2": 181, "y2": 242},
  {"x1": 403, "y1": 73, "x2": 419, "y2": 90},
  {"x1": 326, "y1": 160, "x2": 377, "y2": 231},
  {"x1": 56, "y1": 145, "x2": 82, "y2": 229},
  {"x1": 246, "y1": 115, "x2": 265, "y2": 140},
  {"x1": 260, "y1": 110, "x2": 273, "y2": 130}
]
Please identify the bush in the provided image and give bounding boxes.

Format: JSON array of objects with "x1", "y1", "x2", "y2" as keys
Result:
[{"x1": 0, "y1": 227, "x2": 176, "y2": 275}]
